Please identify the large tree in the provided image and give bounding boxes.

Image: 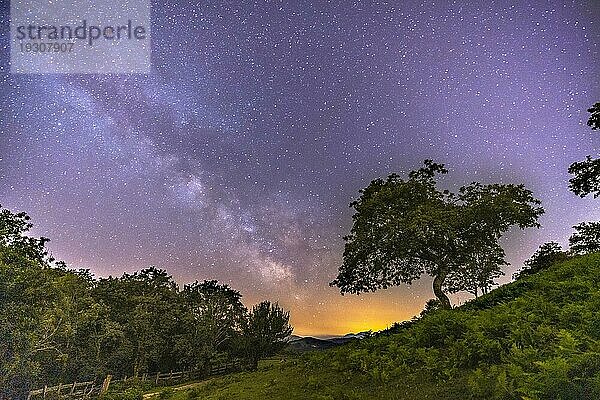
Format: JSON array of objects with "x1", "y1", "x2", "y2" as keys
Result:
[
  {"x1": 568, "y1": 102, "x2": 600, "y2": 198},
  {"x1": 236, "y1": 301, "x2": 292, "y2": 370},
  {"x1": 93, "y1": 267, "x2": 182, "y2": 377},
  {"x1": 177, "y1": 280, "x2": 246, "y2": 370},
  {"x1": 569, "y1": 221, "x2": 600, "y2": 255},
  {"x1": 331, "y1": 161, "x2": 543, "y2": 309}
]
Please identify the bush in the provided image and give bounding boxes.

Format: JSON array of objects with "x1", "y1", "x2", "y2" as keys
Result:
[
  {"x1": 158, "y1": 388, "x2": 175, "y2": 400},
  {"x1": 185, "y1": 388, "x2": 201, "y2": 400}
]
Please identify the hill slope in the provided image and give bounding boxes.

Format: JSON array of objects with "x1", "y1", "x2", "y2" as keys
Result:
[{"x1": 173, "y1": 254, "x2": 600, "y2": 400}]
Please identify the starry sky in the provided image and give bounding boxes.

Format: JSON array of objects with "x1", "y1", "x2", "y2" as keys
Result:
[{"x1": 0, "y1": 1, "x2": 599, "y2": 336}]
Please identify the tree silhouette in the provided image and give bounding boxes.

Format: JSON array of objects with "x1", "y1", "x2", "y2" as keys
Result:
[
  {"x1": 587, "y1": 102, "x2": 600, "y2": 130},
  {"x1": 569, "y1": 221, "x2": 600, "y2": 255},
  {"x1": 236, "y1": 301, "x2": 292, "y2": 370},
  {"x1": 178, "y1": 280, "x2": 246, "y2": 370},
  {"x1": 515, "y1": 242, "x2": 568, "y2": 279},
  {"x1": 331, "y1": 160, "x2": 543, "y2": 309},
  {"x1": 568, "y1": 102, "x2": 600, "y2": 198}
]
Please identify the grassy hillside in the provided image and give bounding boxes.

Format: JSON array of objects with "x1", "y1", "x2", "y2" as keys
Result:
[{"x1": 147, "y1": 253, "x2": 600, "y2": 400}]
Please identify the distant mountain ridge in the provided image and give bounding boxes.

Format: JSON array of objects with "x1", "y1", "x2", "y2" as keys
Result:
[{"x1": 286, "y1": 331, "x2": 371, "y2": 352}]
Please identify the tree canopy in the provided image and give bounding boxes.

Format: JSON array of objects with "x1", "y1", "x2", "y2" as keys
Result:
[
  {"x1": 331, "y1": 160, "x2": 544, "y2": 309},
  {"x1": 178, "y1": 280, "x2": 247, "y2": 369},
  {"x1": 515, "y1": 242, "x2": 568, "y2": 279},
  {"x1": 569, "y1": 221, "x2": 600, "y2": 255},
  {"x1": 587, "y1": 102, "x2": 600, "y2": 130},
  {"x1": 568, "y1": 102, "x2": 600, "y2": 198},
  {"x1": 568, "y1": 156, "x2": 600, "y2": 199},
  {"x1": 0, "y1": 205, "x2": 293, "y2": 397},
  {"x1": 236, "y1": 301, "x2": 293, "y2": 369}
]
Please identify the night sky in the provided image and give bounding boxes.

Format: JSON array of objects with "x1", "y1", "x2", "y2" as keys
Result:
[{"x1": 1, "y1": 1, "x2": 599, "y2": 336}]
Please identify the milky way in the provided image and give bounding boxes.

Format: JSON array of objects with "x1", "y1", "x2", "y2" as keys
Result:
[{"x1": 0, "y1": 1, "x2": 599, "y2": 335}]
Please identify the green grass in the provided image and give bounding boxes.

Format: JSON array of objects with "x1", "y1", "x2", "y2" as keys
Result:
[
  {"x1": 155, "y1": 360, "x2": 447, "y2": 400},
  {"x1": 146, "y1": 253, "x2": 600, "y2": 400}
]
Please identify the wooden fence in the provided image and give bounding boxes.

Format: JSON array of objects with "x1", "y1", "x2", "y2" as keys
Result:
[
  {"x1": 108, "y1": 361, "x2": 240, "y2": 385},
  {"x1": 26, "y1": 380, "x2": 99, "y2": 400},
  {"x1": 27, "y1": 361, "x2": 241, "y2": 400}
]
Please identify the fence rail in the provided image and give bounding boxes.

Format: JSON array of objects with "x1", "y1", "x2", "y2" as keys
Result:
[
  {"x1": 27, "y1": 381, "x2": 98, "y2": 400},
  {"x1": 27, "y1": 361, "x2": 241, "y2": 400}
]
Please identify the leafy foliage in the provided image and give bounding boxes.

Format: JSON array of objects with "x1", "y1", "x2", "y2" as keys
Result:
[
  {"x1": 587, "y1": 102, "x2": 600, "y2": 130},
  {"x1": 332, "y1": 160, "x2": 543, "y2": 308},
  {"x1": 0, "y1": 205, "x2": 292, "y2": 397},
  {"x1": 177, "y1": 280, "x2": 246, "y2": 370},
  {"x1": 444, "y1": 244, "x2": 506, "y2": 298},
  {"x1": 236, "y1": 301, "x2": 293, "y2": 370},
  {"x1": 568, "y1": 102, "x2": 600, "y2": 198},
  {"x1": 569, "y1": 221, "x2": 600, "y2": 255},
  {"x1": 515, "y1": 242, "x2": 568, "y2": 278},
  {"x1": 568, "y1": 156, "x2": 600, "y2": 198}
]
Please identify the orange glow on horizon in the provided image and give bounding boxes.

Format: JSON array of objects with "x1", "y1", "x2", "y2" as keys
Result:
[
  {"x1": 277, "y1": 283, "x2": 474, "y2": 337},
  {"x1": 284, "y1": 288, "x2": 429, "y2": 337}
]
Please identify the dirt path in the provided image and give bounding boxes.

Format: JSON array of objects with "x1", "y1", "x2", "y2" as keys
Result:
[{"x1": 143, "y1": 380, "x2": 213, "y2": 398}]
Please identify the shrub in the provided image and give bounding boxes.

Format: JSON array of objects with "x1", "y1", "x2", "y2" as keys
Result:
[
  {"x1": 185, "y1": 387, "x2": 201, "y2": 400},
  {"x1": 158, "y1": 388, "x2": 174, "y2": 400}
]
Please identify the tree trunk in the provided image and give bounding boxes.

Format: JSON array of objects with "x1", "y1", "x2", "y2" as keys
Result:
[{"x1": 432, "y1": 268, "x2": 452, "y2": 309}]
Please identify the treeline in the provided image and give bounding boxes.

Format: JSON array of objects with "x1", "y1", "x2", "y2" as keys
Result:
[{"x1": 0, "y1": 206, "x2": 292, "y2": 397}]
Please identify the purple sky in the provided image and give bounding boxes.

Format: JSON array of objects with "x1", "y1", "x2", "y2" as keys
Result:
[{"x1": 1, "y1": 1, "x2": 599, "y2": 335}]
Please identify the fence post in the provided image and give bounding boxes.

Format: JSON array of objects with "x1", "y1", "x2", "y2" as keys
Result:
[
  {"x1": 100, "y1": 375, "x2": 112, "y2": 396},
  {"x1": 24, "y1": 362, "x2": 247, "y2": 400}
]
